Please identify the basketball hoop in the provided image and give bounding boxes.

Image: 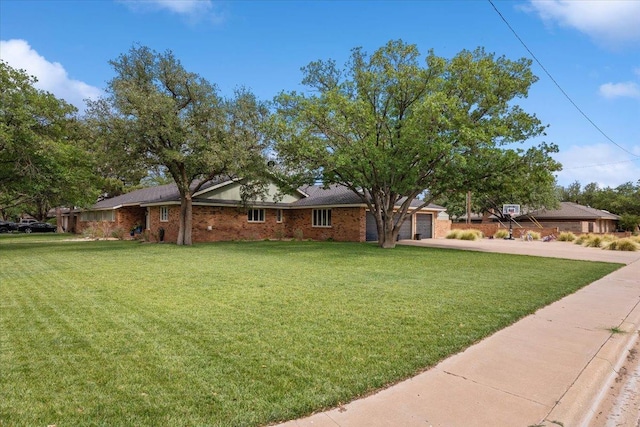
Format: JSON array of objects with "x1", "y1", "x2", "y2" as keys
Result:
[{"x1": 502, "y1": 204, "x2": 520, "y2": 240}]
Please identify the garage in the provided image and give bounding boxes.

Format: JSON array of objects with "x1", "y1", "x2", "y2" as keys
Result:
[
  {"x1": 415, "y1": 213, "x2": 433, "y2": 239},
  {"x1": 365, "y1": 212, "x2": 378, "y2": 241},
  {"x1": 366, "y1": 212, "x2": 413, "y2": 241}
]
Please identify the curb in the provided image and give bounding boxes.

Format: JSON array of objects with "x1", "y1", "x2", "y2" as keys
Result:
[{"x1": 543, "y1": 297, "x2": 640, "y2": 426}]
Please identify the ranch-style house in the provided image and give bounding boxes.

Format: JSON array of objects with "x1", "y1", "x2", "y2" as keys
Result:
[{"x1": 73, "y1": 179, "x2": 451, "y2": 243}]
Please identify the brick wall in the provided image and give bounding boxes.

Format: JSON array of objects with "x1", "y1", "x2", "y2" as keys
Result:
[
  {"x1": 451, "y1": 223, "x2": 559, "y2": 238},
  {"x1": 76, "y1": 206, "x2": 145, "y2": 237},
  {"x1": 287, "y1": 207, "x2": 365, "y2": 242},
  {"x1": 434, "y1": 219, "x2": 452, "y2": 238}
]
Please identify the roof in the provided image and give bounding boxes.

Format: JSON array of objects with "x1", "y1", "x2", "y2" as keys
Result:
[
  {"x1": 517, "y1": 202, "x2": 621, "y2": 221},
  {"x1": 88, "y1": 180, "x2": 446, "y2": 211},
  {"x1": 91, "y1": 178, "x2": 230, "y2": 210}
]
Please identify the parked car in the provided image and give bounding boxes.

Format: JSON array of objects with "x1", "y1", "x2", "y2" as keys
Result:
[
  {"x1": 18, "y1": 218, "x2": 38, "y2": 225},
  {"x1": 0, "y1": 220, "x2": 18, "y2": 233},
  {"x1": 18, "y1": 222, "x2": 57, "y2": 233}
]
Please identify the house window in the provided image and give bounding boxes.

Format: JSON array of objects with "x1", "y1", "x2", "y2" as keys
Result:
[
  {"x1": 160, "y1": 206, "x2": 169, "y2": 222},
  {"x1": 80, "y1": 210, "x2": 114, "y2": 222},
  {"x1": 276, "y1": 209, "x2": 283, "y2": 223},
  {"x1": 312, "y1": 209, "x2": 332, "y2": 227},
  {"x1": 247, "y1": 209, "x2": 265, "y2": 223}
]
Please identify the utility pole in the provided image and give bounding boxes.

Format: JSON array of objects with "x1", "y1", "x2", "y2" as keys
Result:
[{"x1": 466, "y1": 191, "x2": 471, "y2": 225}]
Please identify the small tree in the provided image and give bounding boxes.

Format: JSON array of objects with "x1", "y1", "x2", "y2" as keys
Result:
[
  {"x1": 273, "y1": 40, "x2": 551, "y2": 248},
  {"x1": 89, "y1": 46, "x2": 269, "y2": 245}
]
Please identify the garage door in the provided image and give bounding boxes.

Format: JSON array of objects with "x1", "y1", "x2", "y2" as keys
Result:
[
  {"x1": 366, "y1": 212, "x2": 378, "y2": 241},
  {"x1": 397, "y1": 215, "x2": 413, "y2": 240},
  {"x1": 367, "y1": 212, "x2": 413, "y2": 241},
  {"x1": 415, "y1": 214, "x2": 433, "y2": 239}
]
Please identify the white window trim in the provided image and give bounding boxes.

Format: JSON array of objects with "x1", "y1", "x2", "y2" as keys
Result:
[
  {"x1": 160, "y1": 206, "x2": 169, "y2": 222},
  {"x1": 276, "y1": 209, "x2": 283, "y2": 223},
  {"x1": 312, "y1": 208, "x2": 332, "y2": 228},
  {"x1": 247, "y1": 209, "x2": 265, "y2": 223}
]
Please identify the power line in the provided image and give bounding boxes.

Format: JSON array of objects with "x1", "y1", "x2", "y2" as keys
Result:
[
  {"x1": 564, "y1": 157, "x2": 640, "y2": 170},
  {"x1": 488, "y1": 0, "x2": 640, "y2": 159}
]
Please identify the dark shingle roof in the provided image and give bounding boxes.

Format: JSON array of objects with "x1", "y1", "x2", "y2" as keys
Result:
[
  {"x1": 93, "y1": 183, "x2": 179, "y2": 209},
  {"x1": 90, "y1": 181, "x2": 446, "y2": 211},
  {"x1": 293, "y1": 184, "x2": 364, "y2": 206},
  {"x1": 518, "y1": 202, "x2": 620, "y2": 220}
]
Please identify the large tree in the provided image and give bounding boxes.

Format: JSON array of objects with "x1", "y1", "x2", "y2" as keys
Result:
[
  {"x1": 89, "y1": 46, "x2": 269, "y2": 245},
  {"x1": 273, "y1": 40, "x2": 552, "y2": 248},
  {"x1": 0, "y1": 61, "x2": 98, "y2": 223}
]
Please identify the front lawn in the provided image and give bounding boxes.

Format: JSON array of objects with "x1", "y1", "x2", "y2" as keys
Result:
[{"x1": 0, "y1": 237, "x2": 622, "y2": 426}]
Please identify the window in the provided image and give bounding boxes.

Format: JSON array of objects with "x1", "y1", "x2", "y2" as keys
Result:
[
  {"x1": 276, "y1": 209, "x2": 283, "y2": 223},
  {"x1": 160, "y1": 206, "x2": 169, "y2": 222},
  {"x1": 247, "y1": 209, "x2": 265, "y2": 223},
  {"x1": 80, "y1": 210, "x2": 115, "y2": 222},
  {"x1": 312, "y1": 209, "x2": 332, "y2": 227}
]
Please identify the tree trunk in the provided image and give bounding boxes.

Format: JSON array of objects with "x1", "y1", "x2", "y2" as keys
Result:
[
  {"x1": 177, "y1": 193, "x2": 193, "y2": 245},
  {"x1": 377, "y1": 209, "x2": 398, "y2": 249},
  {"x1": 56, "y1": 207, "x2": 63, "y2": 233}
]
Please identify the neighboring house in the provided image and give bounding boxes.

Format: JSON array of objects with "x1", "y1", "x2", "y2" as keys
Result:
[
  {"x1": 74, "y1": 180, "x2": 451, "y2": 243},
  {"x1": 514, "y1": 202, "x2": 621, "y2": 234}
]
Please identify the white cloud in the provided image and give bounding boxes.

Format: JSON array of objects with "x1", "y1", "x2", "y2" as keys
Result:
[
  {"x1": 119, "y1": 0, "x2": 225, "y2": 24},
  {"x1": 599, "y1": 82, "x2": 640, "y2": 99},
  {"x1": 0, "y1": 39, "x2": 102, "y2": 111},
  {"x1": 527, "y1": 0, "x2": 640, "y2": 48},
  {"x1": 555, "y1": 143, "x2": 640, "y2": 188}
]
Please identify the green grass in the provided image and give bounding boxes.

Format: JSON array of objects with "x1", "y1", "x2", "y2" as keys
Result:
[{"x1": 0, "y1": 235, "x2": 622, "y2": 426}]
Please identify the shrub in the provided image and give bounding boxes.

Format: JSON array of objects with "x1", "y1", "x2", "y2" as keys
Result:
[
  {"x1": 446, "y1": 230, "x2": 461, "y2": 239},
  {"x1": 493, "y1": 229, "x2": 509, "y2": 239},
  {"x1": 445, "y1": 229, "x2": 483, "y2": 240},
  {"x1": 584, "y1": 236, "x2": 603, "y2": 247},
  {"x1": 459, "y1": 229, "x2": 483, "y2": 241},
  {"x1": 293, "y1": 229, "x2": 304, "y2": 241},
  {"x1": 558, "y1": 232, "x2": 576, "y2": 242},
  {"x1": 110, "y1": 228, "x2": 126, "y2": 240},
  {"x1": 82, "y1": 225, "x2": 104, "y2": 239},
  {"x1": 529, "y1": 231, "x2": 541, "y2": 240},
  {"x1": 574, "y1": 234, "x2": 592, "y2": 245},
  {"x1": 605, "y1": 238, "x2": 638, "y2": 251}
]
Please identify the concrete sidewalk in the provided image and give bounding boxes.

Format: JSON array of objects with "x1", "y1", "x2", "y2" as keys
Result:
[{"x1": 275, "y1": 239, "x2": 640, "y2": 427}]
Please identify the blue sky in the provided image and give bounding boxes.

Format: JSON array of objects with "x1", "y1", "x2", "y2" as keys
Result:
[{"x1": 1, "y1": 0, "x2": 639, "y2": 189}]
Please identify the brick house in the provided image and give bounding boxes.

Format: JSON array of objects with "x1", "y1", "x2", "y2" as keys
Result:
[
  {"x1": 514, "y1": 202, "x2": 621, "y2": 234},
  {"x1": 75, "y1": 179, "x2": 450, "y2": 242}
]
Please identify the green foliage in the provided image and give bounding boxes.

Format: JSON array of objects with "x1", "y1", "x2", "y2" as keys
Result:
[
  {"x1": 0, "y1": 61, "x2": 99, "y2": 218},
  {"x1": 619, "y1": 213, "x2": 640, "y2": 232},
  {"x1": 88, "y1": 46, "x2": 270, "y2": 245},
  {"x1": 439, "y1": 145, "x2": 561, "y2": 223},
  {"x1": 0, "y1": 239, "x2": 620, "y2": 426},
  {"x1": 273, "y1": 40, "x2": 549, "y2": 248}
]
